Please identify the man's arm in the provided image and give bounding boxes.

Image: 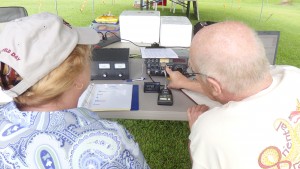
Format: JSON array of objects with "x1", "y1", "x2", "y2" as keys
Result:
[{"x1": 165, "y1": 67, "x2": 205, "y2": 93}]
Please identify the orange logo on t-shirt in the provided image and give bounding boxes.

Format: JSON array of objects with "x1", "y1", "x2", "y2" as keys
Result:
[{"x1": 258, "y1": 99, "x2": 300, "y2": 169}]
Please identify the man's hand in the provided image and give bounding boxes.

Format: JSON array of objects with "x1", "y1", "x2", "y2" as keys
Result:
[
  {"x1": 187, "y1": 104, "x2": 209, "y2": 129},
  {"x1": 165, "y1": 67, "x2": 191, "y2": 89}
]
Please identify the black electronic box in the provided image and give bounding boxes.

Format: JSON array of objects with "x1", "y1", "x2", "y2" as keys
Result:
[
  {"x1": 145, "y1": 56, "x2": 189, "y2": 76},
  {"x1": 144, "y1": 48, "x2": 189, "y2": 76},
  {"x1": 91, "y1": 48, "x2": 130, "y2": 80}
]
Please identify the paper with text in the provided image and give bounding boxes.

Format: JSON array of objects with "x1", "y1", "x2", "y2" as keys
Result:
[
  {"x1": 140, "y1": 47, "x2": 178, "y2": 58},
  {"x1": 78, "y1": 83, "x2": 133, "y2": 111}
]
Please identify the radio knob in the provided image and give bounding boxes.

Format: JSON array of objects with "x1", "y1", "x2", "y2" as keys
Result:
[{"x1": 102, "y1": 73, "x2": 107, "y2": 77}]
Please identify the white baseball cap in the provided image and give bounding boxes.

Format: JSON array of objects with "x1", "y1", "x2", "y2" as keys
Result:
[{"x1": 0, "y1": 12, "x2": 100, "y2": 97}]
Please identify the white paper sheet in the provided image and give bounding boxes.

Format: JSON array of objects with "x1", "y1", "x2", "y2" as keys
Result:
[
  {"x1": 140, "y1": 47, "x2": 178, "y2": 58},
  {"x1": 78, "y1": 83, "x2": 133, "y2": 111}
]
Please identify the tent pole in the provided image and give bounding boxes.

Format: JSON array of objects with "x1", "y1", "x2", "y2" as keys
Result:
[{"x1": 260, "y1": 0, "x2": 264, "y2": 21}]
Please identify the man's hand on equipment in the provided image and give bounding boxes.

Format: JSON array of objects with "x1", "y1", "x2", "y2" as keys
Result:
[{"x1": 165, "y1": 67, "x2": 191, "y2": 89}]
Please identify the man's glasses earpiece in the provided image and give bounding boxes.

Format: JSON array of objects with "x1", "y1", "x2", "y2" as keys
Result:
[{"x1": 185, "y1": 67, "x2": 208, "y2": 77}]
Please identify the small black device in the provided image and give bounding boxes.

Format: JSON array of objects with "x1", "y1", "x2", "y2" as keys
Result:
[
  {"x1": 157, "y1": 88, "x2": 173, "y2": 106},
  {"x1": 91, "y1": 48, "x2": 130, "y2": 80},
  {"x1": 144, "y1": 82, "x2": 160, "y2": 93}
]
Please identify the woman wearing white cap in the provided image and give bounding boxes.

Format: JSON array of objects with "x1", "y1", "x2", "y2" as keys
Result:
[{"x1": 0, "y1": 12, "x2": 150, "y2": 169}]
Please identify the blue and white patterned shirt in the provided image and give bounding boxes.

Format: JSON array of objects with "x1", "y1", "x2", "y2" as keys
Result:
[{"x1": 0, "y1": 102, "x2": 150, "y2": 169}]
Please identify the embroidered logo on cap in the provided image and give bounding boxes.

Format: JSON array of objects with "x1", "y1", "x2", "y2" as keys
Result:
[{"x1": 1, "y1": 48, "x2": 21, "y2": 61}]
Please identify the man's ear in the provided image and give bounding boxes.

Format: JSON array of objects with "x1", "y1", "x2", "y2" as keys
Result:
[{"x1": 206, "y1": 77, "x2": 222, "y2": 96}]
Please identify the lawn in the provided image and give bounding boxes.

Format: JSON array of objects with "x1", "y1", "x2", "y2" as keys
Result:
[{"x1": 1, "y1": 0, "x2": 300, "y2": 168}]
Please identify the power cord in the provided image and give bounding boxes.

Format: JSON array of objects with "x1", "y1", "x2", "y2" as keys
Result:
[
  {"x1": 104, "y1": 31, "x2": 158, "y2": 48},
  {"x1": 147, "y1": 73, "x2": 156, "y2": 83},
  {"x1": 98, "y1": 32, "x2": 106, "y2": 40},
  {"x1": 102, "y1": 31, "x2": 188, "y2": 49}
]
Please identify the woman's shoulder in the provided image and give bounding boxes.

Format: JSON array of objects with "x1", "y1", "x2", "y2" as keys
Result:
[
  {"x1": 66, "y1": 107, "x2": 150, "y2": 168},
  {"x1": 0, "y1": 106, "x2": 150, "y2": 169}
]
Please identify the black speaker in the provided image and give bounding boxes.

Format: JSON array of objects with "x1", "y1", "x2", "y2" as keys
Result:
[{"x1": 91, "y1": 48, "x2": 130, "y2": 80}]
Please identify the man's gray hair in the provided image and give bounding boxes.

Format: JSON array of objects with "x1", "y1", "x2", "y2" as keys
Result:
[{"x1": 191, "y1": 21, "x2": 271, "y2": 95}]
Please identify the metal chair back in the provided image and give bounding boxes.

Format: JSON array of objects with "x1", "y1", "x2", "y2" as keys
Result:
[{"x1": 0, "y1": 6, "x2": 28, "y2": 23}]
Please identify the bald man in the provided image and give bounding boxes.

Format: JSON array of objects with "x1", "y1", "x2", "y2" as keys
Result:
[{"x1": 166, "y1": 21, "x2": 300, "y2": 168}]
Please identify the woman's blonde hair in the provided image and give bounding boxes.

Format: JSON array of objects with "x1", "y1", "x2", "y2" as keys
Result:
[{"x1": 14, "y1": 44, "x2": 91, "y2": 107}]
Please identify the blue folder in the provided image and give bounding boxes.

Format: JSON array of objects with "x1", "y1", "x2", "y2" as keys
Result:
[{"x1": 131, "y1": 85, "x2": 139, "y2": 110}]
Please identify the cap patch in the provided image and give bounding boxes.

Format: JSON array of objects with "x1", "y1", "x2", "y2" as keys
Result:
[{"x1": 1, "y1": 48, "x2": 21, "y2": 61}]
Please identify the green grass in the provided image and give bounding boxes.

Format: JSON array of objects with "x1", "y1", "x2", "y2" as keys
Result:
[{"x1": 1, "y1": 0, "x2": 300, "y2": 168}]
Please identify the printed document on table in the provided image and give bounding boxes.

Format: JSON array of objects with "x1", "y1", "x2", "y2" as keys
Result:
[
  {"x1": 140, "y1": 47, "x2": 178, "y2": 58},
  {"x1": 78, "y1": 83, "x2": 133, "y2": 111}
]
